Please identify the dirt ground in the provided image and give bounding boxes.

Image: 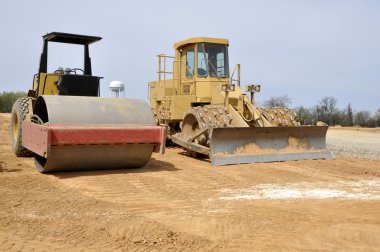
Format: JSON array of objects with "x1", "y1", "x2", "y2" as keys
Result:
[{"x1": 1, "y1": 113, "x2": 380, "y2": 251}]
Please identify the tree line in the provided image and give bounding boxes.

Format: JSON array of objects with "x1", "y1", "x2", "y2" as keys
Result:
[
  {"x1": 263, "y1": 95, "x2": 380, "y2": 127},
  {"x1": 0, "y1": 91, "x2": 27, "y2": 113},
  {"x1": 0, "y1": 91, "x2": 379, "y2": 127}
]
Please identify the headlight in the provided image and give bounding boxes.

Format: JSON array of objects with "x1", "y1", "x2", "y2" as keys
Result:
[{"x1": 245, "y1": 84, "x2": 261, "y2": 92}]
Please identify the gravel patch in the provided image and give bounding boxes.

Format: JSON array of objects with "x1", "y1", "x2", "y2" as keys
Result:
[
  {"x1": 327, "y1": 129, "x2": 380, "y2": 161},
  {"x1": 218, "y1": 180, "x2": 380, "y2": 201}
]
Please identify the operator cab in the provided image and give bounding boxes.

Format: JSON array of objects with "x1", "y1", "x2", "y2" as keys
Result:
[
  {"x1": 31, "y1": 32, "x2": 103, "y2": 98},
  {"x1": 174, "y1": 37, "x2": 230, "y2": 80}
]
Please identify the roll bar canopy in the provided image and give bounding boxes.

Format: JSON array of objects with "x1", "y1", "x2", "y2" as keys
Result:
[{"x1": 39, "y1": 32, "x2": 102, "y2": 75}]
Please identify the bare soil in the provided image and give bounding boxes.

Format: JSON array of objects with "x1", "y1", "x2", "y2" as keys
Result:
[{"x1": 1, "y1": 113, "x2": 380, "y2": 251}]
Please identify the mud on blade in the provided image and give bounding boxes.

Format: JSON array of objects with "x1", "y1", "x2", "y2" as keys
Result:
[{"x1": 210, "y1": 126, "x2": 334, "y2": 166}]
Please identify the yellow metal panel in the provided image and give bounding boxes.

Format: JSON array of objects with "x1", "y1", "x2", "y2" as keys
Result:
[
  {"x1": 193, "y1": 78, "x2": 229, "y2": 105},
  {"x1": 149, "y1": 81, "x2": 158, "y2": 108},
  {"x1": 210, "y1": 83, "x2": 226, "y2": 105},
  {"x1": 170, "y1": 95, "x2": 196, "y2": 120},
  {"x1": 37, "y1": 73, "x2": 59, "y2": 96},
  {"x1": 228, "y1": 104, "x2": 249, "y2": 127},
  {"x1": 150, "y1": 81, "x2": 175, "y2": 100},
  {"x1": 196, "y1": 82, "x2": 211, "y2": 98},
  {"x1": 174, "y1": 37, "x2": 229, "y2": 49}
]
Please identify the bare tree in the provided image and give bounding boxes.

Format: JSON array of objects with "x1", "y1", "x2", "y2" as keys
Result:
[
  {"x1": 294, "y1": 106, "x2": 313, "y2": 125},
  {"x1": 375, "y1": 108, "x2": 380, "y2": 127},
  {"x1": 263, "y1": 95, "x2": 291, "y2": 108},
  {"x1": 354, "y1": 110, "x2": 371, "y2": 127},
  {"x1": 347, "y1": 103, "x2": 353, "y2": 126},
  {"x1": 315, "y1": 96, "x2": 338, "y2": 125}
]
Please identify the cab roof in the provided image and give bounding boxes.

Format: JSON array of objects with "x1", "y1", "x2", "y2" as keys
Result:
[
  {"x1": 174, "y1": 37, "x2": 229, "y2": 49},
  {"x1": 43, "y1": 32, "x2": 102, "y2": 45}
]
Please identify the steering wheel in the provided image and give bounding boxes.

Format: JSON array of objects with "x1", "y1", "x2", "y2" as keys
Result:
[
  {"x1": 70, "y1": 68, "x2": 84, "y2": 74},
  {"x1": 54, "y1": 67, "x2": 84, "y2": 74},
  {"x1": 197, "y1": 68, "x2": 207, "y2": 76}
]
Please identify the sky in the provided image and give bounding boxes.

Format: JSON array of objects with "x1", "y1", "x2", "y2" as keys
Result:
[{"x1": 0, "y1": 0, "x2": 379, "y2": 113}]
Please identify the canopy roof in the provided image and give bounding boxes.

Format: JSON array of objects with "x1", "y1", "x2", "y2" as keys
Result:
[
  {"x1": 43, "y1": 32, "x2": 102, "y2": 45},
  {"x1": 174, "y1": 37, "x2": 229, "y2": 49}
]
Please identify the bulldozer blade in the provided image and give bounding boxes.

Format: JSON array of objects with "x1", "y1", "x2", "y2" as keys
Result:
[{"x1": 210, "y1": 126, "x2": 334, "y2": 166}]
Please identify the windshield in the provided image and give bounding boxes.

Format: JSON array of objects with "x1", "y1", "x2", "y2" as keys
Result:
[{"x1": 197, "y1": 43, "x2": 229, "y2": 78}]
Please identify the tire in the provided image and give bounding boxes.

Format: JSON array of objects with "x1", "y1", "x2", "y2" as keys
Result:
[{"x1": 10, "y1": 97, "x2": 33, "y2": 157}]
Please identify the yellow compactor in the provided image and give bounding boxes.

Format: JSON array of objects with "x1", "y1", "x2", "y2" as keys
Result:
[
  {"x1": 149, "y1": 37, "x2": 334, "y2": 166},
  {"x1": 11, "y1": 32, "x2": 165, "y2": 172}
]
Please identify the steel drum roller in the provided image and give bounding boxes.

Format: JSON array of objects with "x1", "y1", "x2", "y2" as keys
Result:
[
  {"x1": 23, "y1": 95, "x2": 165, "y2": 173},
  {"x1": 34, "y1": 95, "x2": 155, "y2": 125}
]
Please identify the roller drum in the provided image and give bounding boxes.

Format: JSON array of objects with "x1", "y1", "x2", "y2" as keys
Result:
[
  {"x1": 32, "y1": 96, "x2": 157, "y2": 172},
  {"x1": 34, "y1": 95, "x2": 155, "y2": 125},
  {"x1": 34, "y1": 144, "x2": 154, "y2": 173}
]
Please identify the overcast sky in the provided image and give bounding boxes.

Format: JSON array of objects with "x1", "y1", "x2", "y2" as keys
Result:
[{"x1": 0, "y1": 0, "x2": 379, "y2": 113}]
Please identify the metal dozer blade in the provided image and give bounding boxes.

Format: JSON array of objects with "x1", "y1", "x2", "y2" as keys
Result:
[
  {"x1": 22, "y1": 96, "x2": 166, "y2": 173},
  {"x1": 210, "y1": 126, "x2": 334, "y2": 166}
]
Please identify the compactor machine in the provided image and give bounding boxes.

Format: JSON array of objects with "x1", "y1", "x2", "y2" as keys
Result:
[
  {"x1": 149, "y1": 37, "x2": 334, "y2": 166},
  {"x1": 11, "y1": 32, "x2": 165, "y2": 172}
]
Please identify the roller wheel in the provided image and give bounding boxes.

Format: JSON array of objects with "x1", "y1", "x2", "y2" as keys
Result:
[
  {"x1": 259, "y1": 107, "x2": 300, "y2": 127},
  {"x1": 182, "y1": 112, "x2": 206, "y2": 145},
  {"x1": 179, "y1": 106, "x2": 232, "y2": 157},
  {"x1": 181, "y1": 112, "x2": 204, "y2": 158},
  {"x1": 10, "y1": 97, "x2": 33, "y2": 157}
]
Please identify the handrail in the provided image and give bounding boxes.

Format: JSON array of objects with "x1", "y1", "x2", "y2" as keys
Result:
[
  {"x1": 157, "y1": 54, "x2": 175, "y2": 91},
  {"x1": 157, "y1": 54, "x2": 174, "y2": 83},
  {"x1": 230, "y1": 64, "x2": 240, "y2": 86},
  {"x1": 156, "y1": 54, "x2": 196, "y2": 95}
]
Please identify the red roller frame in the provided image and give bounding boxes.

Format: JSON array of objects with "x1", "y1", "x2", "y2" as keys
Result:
[{"x1": 22, "y1": 121, "x2": 166, "y2": 158}]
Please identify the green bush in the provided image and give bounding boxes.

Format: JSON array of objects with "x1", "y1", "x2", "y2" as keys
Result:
[{"x1": 0, "y1": 91, "x2": 27, "y2": 113}]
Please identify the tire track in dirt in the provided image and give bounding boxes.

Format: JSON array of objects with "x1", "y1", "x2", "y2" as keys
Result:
[
  {"x1": 1, "y1": 169, "x2": 216, "y2": 251},
  {"x1": 2, "y1": 113, "x2": 380, "y2": 251},
  {"x1": 52, "y1": 148, "x2": 380, "y2": 250},
  {"x1": 0, "y1": 114, "x2": 217, "y2": 252}
]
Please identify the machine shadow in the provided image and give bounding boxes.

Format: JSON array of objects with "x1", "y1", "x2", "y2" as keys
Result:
[
  {"x1": 176, "y1": 150, "x2": 211, "y2": 163},
  {"x1": 52, "y1": 158, "x2": 178, "y2": 179}
]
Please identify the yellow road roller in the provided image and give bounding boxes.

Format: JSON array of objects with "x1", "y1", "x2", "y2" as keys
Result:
[{"x1": 11, "y1": 32, "x2": 165, "y2": 172}]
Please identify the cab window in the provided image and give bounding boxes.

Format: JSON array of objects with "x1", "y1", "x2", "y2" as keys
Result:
[
  {"x1": 197, "y1": 43, "x2": 228, "y2": 77},
  {"x1": 186, "y1": 49, "x2": 194, "y2": 78}
]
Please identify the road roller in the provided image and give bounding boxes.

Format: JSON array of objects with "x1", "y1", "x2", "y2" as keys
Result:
[{"x1": 10, "y1": 32, "x2": 166, "y2": 172}]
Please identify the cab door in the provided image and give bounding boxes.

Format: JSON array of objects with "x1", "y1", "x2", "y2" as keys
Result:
[{"x1": 180, "y1": 45, "x2": 195, "y2": 95}]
